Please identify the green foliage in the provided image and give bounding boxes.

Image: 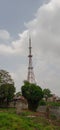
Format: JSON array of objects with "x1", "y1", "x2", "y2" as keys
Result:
[
  {"x1": 47, "y1": 102, "x2": 60, "y2": 106},
  {"x1": 44, "y1": 126, "x2": 54, "y2": 130},
  {"x1": 0, "y1": 70, "x2": 15, "y2": 106},
  {"x1": 39, "y1": 99, "x2": 46, "y2": 106},
  {"x1": 0, "y1": 84, "x2": 15, "y2": 106},
  {"x1": 50, "y1": 114, "x2": 57, "y2": 120},
  {"x1": 21, "y1": 81, "x2": 43, "y2": 111},
  {"x1": 0, "y1": 70, "x2": 14, "y2": 85},
  {"x1": 43, "y1": 88, "x2": 52, "y2": 101},
  {"x1": 0, "y1": 108, "x2": 59, "y2": 130},
  {"x1": 43, "y1": 88, "x2": 52, "y2": 97}
]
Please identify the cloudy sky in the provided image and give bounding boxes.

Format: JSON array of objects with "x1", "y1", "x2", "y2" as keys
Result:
[{"x1": 0, "y1": 0, "x2": 60, "y2": 96}]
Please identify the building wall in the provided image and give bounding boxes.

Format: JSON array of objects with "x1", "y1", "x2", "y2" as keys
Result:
[{"x1": 37, "y1": 106, "x2": 60, "y2": 119}]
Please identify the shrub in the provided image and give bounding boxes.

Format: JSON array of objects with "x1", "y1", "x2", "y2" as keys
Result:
[{"x1": 39, "y1": 99, "x2": 46, "y2": 106}]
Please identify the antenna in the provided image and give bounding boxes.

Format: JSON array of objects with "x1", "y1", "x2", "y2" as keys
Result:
[{"x1": 27, "y1": 36, "x2": 35, "y2": 83}]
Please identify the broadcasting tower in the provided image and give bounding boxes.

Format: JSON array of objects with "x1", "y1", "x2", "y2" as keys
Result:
[{"x1": 27, "y1": 37, "x2": 35, "y2": 84}]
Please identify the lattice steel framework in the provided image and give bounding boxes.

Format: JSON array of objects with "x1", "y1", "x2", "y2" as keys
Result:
[{"x1": 27, "y1": 37, "x2": 35, "y2": 83}]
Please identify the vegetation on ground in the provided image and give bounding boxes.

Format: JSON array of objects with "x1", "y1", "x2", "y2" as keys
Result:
[{"x1": 0, "y1": 108, "x2": 60, "y2": 130}]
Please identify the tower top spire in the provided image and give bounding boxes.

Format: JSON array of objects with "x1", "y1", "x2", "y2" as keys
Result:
[
  {"x1": 29, "y1": 36, "x2": 31, "y2": 47},
  {"x1": 28, "y1": 36, "x2": 32, "y2": 58}
]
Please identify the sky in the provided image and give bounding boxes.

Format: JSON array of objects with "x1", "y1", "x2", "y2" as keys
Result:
[{"x1": 0, "y1": 0, "x2": 60, "y2": 97}]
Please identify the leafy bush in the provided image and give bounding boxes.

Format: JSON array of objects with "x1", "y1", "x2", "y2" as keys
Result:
[
  {"x1": 39, "y1": 99, "x2": 46, "y2": 106},
  {"x1": 47, "y1": 102, "x2": 60, "y2": 107}
]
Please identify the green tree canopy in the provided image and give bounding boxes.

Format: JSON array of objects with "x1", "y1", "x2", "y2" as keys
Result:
[
  {"x1": 0, "y1": 70, "x2": 15, "y2": 106},
  {"x1": 21, "y1": 81, "x2": 43, "y2": 111},
  {"x1": 0, "y1": 70, "x2": 14, "y2": 85},
  {"x1": 43, "y1": 88, "x2": 52, "y2": 101}
]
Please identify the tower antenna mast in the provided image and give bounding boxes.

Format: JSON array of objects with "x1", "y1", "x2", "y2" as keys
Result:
[{"x1": 27, "y1": 36, "x2": 35, "y2": 83}]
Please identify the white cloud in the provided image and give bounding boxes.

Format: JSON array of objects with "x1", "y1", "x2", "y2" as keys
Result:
[
  {"x1": 0, "y1": 44, "x2": 13, "y2": 54},
  {"x1": 26, "y1": 0, "x2": 60, "y2": 57},
  {"x1": 0, "y1": 30, "x2": 28, "y2": 55},
  {"x1": 0, "y1": 30, "x2": 10, "y2": 40},
  {"x1": 10, "y1": 65, "x2": 27, "y2": 91}
]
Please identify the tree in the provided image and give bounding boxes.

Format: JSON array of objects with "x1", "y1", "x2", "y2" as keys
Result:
[
  {"x1": 0, "y1": 70, "x2": 14, "y2": 85},
  {"x1": 0, "y1": 70, "x2": 15, "y2": 106},
  {"x1": 21, "y1": 81, "x2": 43, "y2": 111},
  {"x1": 43, "y1": 88, "x2": 52, "y2": 101}
]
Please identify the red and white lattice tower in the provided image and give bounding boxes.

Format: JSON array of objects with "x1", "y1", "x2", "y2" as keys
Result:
[{"x1": 27, "y1": 37, "x2": 35, "y2": 83}]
